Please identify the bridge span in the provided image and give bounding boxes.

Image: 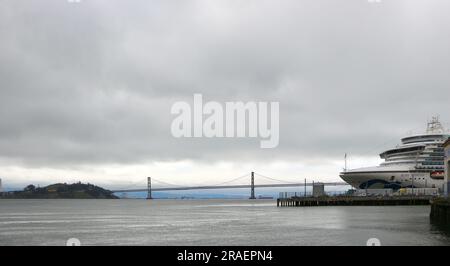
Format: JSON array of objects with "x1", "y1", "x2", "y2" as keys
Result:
[
  {"x1": 112, "y1": 182, "x2": 348, "y2": 193},
  {"x1": 111, "y1": 172, "x2": 349, "y2": 199}
]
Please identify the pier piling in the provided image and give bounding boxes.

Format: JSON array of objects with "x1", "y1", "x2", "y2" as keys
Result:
[{"x1": 277, "y1": 196, "x2": 432, "y2": 207}]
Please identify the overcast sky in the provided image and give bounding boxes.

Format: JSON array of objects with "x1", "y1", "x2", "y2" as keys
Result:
[{"x1": 1, "y1": 0, "x2": 450, "y2": 189}]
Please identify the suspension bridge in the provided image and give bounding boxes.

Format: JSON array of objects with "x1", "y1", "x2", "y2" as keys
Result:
[{"x1": 111, "y1": 172, "x2": 349, "y2": 199}]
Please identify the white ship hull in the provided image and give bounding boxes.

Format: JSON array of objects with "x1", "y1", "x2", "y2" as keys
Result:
[{"x1": 340, "y1": 166, "x2": 445, "y2": 190}]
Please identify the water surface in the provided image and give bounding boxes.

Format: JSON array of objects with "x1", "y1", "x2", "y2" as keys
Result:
[{"x1": 0, "y1": 199, "x2": 449, "y2": 246}]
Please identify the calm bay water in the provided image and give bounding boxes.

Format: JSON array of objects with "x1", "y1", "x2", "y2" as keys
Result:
[{"x1": 0, "y1": 199, "x2": 449, "y2": 246}]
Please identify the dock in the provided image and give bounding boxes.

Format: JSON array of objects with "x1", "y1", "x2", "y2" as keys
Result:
[
  {"x1": 430, "y1": 198, "x2": 450, "y2": 223},
  {"x1": 277, "y1": 196, "x2": 433, "y2": 207}
]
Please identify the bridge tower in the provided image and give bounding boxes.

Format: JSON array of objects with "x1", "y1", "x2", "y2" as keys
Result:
[
  {"x1": 146, "y1": 177, "x2": 152, "y2": 200},
  {"x1": 249, "y1": 172, "x2": 256, "y2": 199}
]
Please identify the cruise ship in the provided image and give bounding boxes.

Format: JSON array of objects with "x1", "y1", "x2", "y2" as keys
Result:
[{"x1": 340, "y1": 117, "x2": 449, "y2": 191}]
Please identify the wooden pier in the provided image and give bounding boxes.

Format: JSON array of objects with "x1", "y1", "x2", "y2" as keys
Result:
[{"x1": 277, "y1": 196, "x2": 433, "y2": 207}]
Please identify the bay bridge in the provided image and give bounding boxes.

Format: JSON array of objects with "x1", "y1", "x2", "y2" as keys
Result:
[{"x1": 111, "y1": 172, "x2": 349, "y2": 199}]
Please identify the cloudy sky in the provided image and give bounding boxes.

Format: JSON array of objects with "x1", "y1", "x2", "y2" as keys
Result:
[{"x1": 1, "y1": 0, "x2": 450, "y2": 189}]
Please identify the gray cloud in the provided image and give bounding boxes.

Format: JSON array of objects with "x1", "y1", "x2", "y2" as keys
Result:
[{"x1": 1, "y1": 0, "x2": 450, "y2": 169}]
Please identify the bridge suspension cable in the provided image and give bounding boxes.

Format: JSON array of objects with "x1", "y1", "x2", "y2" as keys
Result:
[
  {"x1": 116, "y1": 177, "x2": 148, "y2": 190},
  {"x1": 208, "y1": 173, "x2": 250, "y2": 186},
  {"x1": 253, "y1": 172, "x2": 300, "y2": 184},
  {"x1": 115, "y1": 176, "x2": 186, "y2": 190},
  {"x1": 151, "y1": 177, "x2": 186, "y2": 188},
  {"x1": 150, "y1": 174, "x2": 251, "y2": 188}
]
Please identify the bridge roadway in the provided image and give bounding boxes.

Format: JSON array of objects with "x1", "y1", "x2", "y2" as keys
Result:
[{"x1": 112, "y1": 182, "x2": 349, "y2": 193}]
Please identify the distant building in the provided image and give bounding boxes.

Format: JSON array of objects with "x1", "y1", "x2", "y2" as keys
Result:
[
  {"x1": 312, "y1": 182, "x2": 325, "y2": 197},
  {"x1": 444, "y1": 139, "x2": 450, "y2": 197}
]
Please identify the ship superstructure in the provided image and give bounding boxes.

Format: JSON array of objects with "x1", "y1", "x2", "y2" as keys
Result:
[{"x1": 340, "y1": 117, "x2": 449, "y2": 191}]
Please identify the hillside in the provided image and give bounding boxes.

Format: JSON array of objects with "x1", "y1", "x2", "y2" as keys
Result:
[{"x1": 0, "y1": 182, "x2": 118, "y2": 199}]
